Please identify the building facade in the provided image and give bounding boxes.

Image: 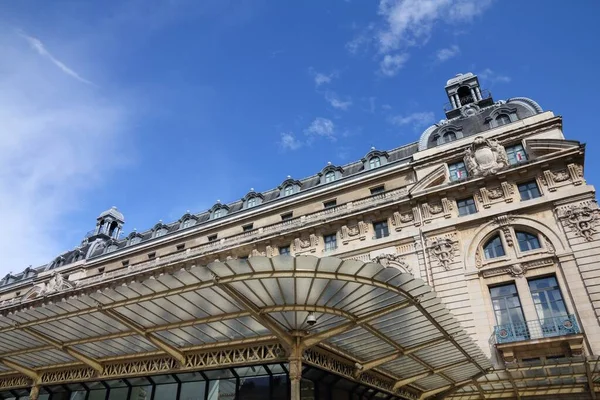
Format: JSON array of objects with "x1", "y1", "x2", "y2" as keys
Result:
[{"x1": 0, "y1": 72, "x2": 598, "y2": 399}]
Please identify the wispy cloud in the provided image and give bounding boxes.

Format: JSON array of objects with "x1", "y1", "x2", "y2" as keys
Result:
[
  {"x1": 379, "y1": 53, "x2": 409, "y2": 76},
  {"x1": 479, "y1": 68, "x2": 511, "y2": 84},
  {"x1": 435, "y1": 44, "x2": 460, "y2": 62},
  {"x1": 388, "y1": 111, "x2": 435, "y2": 129},
  {"x1": 305, "y1": 117, "x2": 336, "y2": 141},
  {"x1": 279, "y1": 132, "x2": 303, "y2": 151},
  {"x1": 0, "y1": 32, "x2": 132, "y2": 272},
  {"x1": 18, "y1": 31, "x2": 95, "y2": 86},
  {"x1": 350, "y1": 0, "x2": 493, "y2": 76},
  {"x1": 309, "y1": 68, "x2": 339, "y2": 87},
  {"x1": 324, "y1": 91, "x2": 352, "y2": 110}
]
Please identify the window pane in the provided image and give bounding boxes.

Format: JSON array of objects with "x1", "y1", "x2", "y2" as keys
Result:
[
  {"x1": 88, "y1": 390, "x2": 108, "y2": 400},
  {"x1": 506, "y1": 144, "x2": 527, "y2": 165},
  {"x1": 449, "y1": 161, "x2": 467, "y2": 181},
  {"x1": 516, "y1": 231, "x2": 541, "y2": 252},
  {"x1": 155, "y1": 383, "x2": 179, "y2": 399},
  {"x1": 518, "y1": 181, "x2": 541, "y2": 200},
  {"x1": 458, "y1": 197, "x2": 476, "y2": 216},
  {"x1": 180, "y1": 381, "x2": 206, "y2": 400},
  {"x1": 484, "y1": 235, "x2": 505, "y2": 259}
]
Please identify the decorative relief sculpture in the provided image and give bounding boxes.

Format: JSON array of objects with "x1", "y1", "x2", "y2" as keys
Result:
[
  {"x1": 508, "y1": 264, "x2": 528, "y2": 278},
  {"x1": 422, "y1": 199, "x2": 452, "y2": 221},
  {"x1": 464, "y1": 136, "x2": 509, "y2": 177},
  {"x1": 390, "y1": 211, "x2": 415, "y2": 231},
  {"x1": 293, "y1": 234, "x2": 319, "y2": 253},
  {"x1": 493, "y1": 214, "x2": 514, "y2": 227},
  {"x1": 249, "y1": 248, "x2": 265, "y2": 257},
  {"x1": 340, "y1": 222, "x2": 368, "y2": 244},
  {"x1": 561, "y1": 204, "x2": 598, "y2": 241},
  {"x1": 428, "y1": 237, "x2": 457, "y2": 271},
  {"x1": 40, "y1": 272, "x2": 73, "y2": 295},
  {"x1": 542, "y1": 164, "x2": 585, "y2": 191},
  {"x1": 371, "y1": 254, "x2": 412, "y2": 274},
  {"x1": 476, "y1": 184, "x2": 514, "y2": 208},
  {"x1": 542, "y1": 235, "x2": 556, "y2": 254},
  {"x1": 501, "y1": 226, "x2": 514, "y2": 247}
]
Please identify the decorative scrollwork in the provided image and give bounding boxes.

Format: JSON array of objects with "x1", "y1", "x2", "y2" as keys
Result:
[
  {"x1": 428, "y1": 237, "x2": 457, "y2": 271},
  {"x1": 371, "y1": 254, "x2": 412, "y2": 274},
  {"x1": 562, "y1": 205, "x2": 598, "y2": 241},
  {"x1": 464, "y1": 136, "x2": 509, "y2": 177},
  {"x1": 508, "y1": 264, "x2": 528, "y2": 278}
]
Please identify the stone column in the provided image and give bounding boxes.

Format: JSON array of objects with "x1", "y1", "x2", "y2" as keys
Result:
[
  {"x1": 454, "y1": 94, "x2": 461, "y2": 107},
  {"x1": 289, "y1": 342, "x2": 303, "y2": 400},
  {"x1": 29, "y1": 385, "x2": 40, "y2": 400},
  {"x1": 476, "y1": 87, "x2": 482, "y2": 100},
  {"x1": 514, "y1": 277, "x2": 541, "y2": 338},
  {"x1": 470, "y1": 87, "x2": 477, "y2": 102},
  {"x1": 450, "y1": 95, "x2": 457, "y2": 109}
]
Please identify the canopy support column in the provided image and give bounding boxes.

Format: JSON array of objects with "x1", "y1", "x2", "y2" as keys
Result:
[
  {"x1": 29, "y1": 385, "x2": 40, "y2": 400},
  {"x1": 289, "y1": 337, "x2": 303, "y2": 400}
]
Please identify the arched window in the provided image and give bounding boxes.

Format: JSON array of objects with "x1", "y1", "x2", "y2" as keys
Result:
[
  {"x1": 325, "y1": 171, "x2": 336, "y2": 183},
  {"x1": 516, "y1": 231, "x2": 541, "y2": 252},
  {"x1": 284, "y1": 185, "x2": 294, "y2": 196},
  {"x1": 443, "y1": 131, "x2": 457, "y2": 143},
  {"x1": 369, "y1": 157, "x2": 381, "y2": 169},
  {"x1": 495, "y1": 114, "x2": 511, "y2": 126},
  {"x1": 457, "y1": 86, "x2": 474, "y2": 105},
  {"x1": 247, "y1": 197, "x2": 257, "y2": 208},
  {"x1": 155, "y1": 228, "x2": 167, "y2": 238},
  {"x1": 483, "y1": 235, "x2": 505, "y2": 259}
]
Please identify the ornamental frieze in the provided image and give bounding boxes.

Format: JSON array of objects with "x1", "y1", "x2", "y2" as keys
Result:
[
  {"x1": 481, "y1": 257, "x2": 554, "y2": 278},
  {"x1": 340, "y1": 221, "x2": 369, "y2": 244},
  {"x1": 542, "y1": 163, "x2": 584, "y2": 191},
  {"x1": 464, "y1": 136, "x2": 509, "y2": 177},
  {"x1": 293, "y1": 234, "x2": 319, "y2": 254}
]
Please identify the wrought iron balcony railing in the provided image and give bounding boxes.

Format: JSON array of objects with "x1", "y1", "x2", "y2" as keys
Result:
[{"x1": 494, "y1": 314, "x2": 580, "y2": 344}]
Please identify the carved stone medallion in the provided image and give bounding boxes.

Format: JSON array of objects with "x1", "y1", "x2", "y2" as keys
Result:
[
  {"x1": 371, "y1": 254, "x2": 412, "y2": 274},
  {"x1": 562, "y1": 205, "x2": 598, "y2": 241},
  {"x1": 464, "y1": 136, "x2": 509, "y2": 177}
]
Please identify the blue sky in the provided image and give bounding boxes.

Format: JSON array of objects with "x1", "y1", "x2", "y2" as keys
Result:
[{"x1": 0, "y1": 0, "x2": 599, "y2": 272}]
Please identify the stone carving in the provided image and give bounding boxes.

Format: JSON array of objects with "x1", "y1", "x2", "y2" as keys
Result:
[
  {"x1": 493, "y1": 214, "x2": 514, "y2": 227},
  {"x1": 371, "y1": 254, "x2": 412, "y2": 274},
  {"x1": 391, "y1": 211, "x2": 415, "y2": 231},
  {"x1": 41, "y1": 272, "x2": 73, "y2": 295},
  {"x1": 562, "y1": 205, "x2": 598, "y2": 241},
  {"x1": 475, "y1": 250, "x2": 483, "y2": 269},
  {"x1": 552, "y1": 169, "x2": 570, "y2": 182},
  {"x1": 429, "y1": 203, "x2": 443, "y2": 214},
  {"x1": 341, "y1": 222, "x2": 368, "y2": 244},
  {"x1": 400, "y1": 213, "x2": 414, "y2": 223},
  {"x1": 508, "y1": 264, "x2": 528, "y2": 278},
  {"x1": 487, "y1": 187, "x2": 504, "y2": 200},
  {"x1": 464, "y1": 136, "x2": 509, "y2": 177},
  {"x1": 293, "y1": 234, "x2": 318, "y2": 253},
  {"x1": 428, "y1": 238, "x2": 457, "y2": 271},
  {"x1": 501, "y1": 226, "x2": 514, "y2": 247},
  {"x1": 249, "y1": 248, "x2": 265, "y2": 257},
  {"x1": 542, "y1": 235, "x2": 555, "y2": 254}
]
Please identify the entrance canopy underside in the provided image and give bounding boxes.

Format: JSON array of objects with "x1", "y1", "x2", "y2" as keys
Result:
[{"x1": 0, "y1": 256, "x2": 491, "y2": 399}]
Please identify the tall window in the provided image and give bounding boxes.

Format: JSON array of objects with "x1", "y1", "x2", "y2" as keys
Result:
[
  {"x1": 457, "y1": 197, "x2": 477, "y2": 216},
  {"x1": 518, "y1": 181, "x2": 541, "y2": 201},
  {"x1": 490, "y1": 284, "x2": 527, "y2": 340},
  {"x1": 369, "y1": 157, "x2": 381, "y2": 169},
  {"x1": 325, "y1": 171, "x2": 336, "y2": 183},
  {"x1": 495, "y1": 114, "x2": 512, "y2": 126},
  {"x1": 324, "y1": 234, "x2": 337, "y2": 251},
  {"x1": 443, "y1": 131, "x2": 457, "y2": 143},
  {"x1": 483, "y1": 235, "x2": 505, "y2": 259},
  {"x1": 373, "y1": 221, "x2": 389, "y2": 239},
  {"x1": 516, "y1": 231, "x2": 541, "y2": 252},
  {"x1": 449, "y1": 161, "x2": 467, "y2": 181},
  {"x1": 284, "y1": 185, "x2": 294, "y2": 196},
  {"x1": 506, "y1": 144, "x2": 527, "y2": 165},
  {"x1": 529, "y1": 276, "x2": 570, "y2": 337},
  {"x1": 247, "y1": 197, "x2": 257, "y2": 208}
]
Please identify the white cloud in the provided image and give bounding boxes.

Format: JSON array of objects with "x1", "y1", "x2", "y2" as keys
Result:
[
  {"x1": 388, "y1": 111, "x2": 435, "y2": 128},
  {"x1": 324, "y1": 92, "x2": 352, "y2": 110},
  {"x1": 0, "y1": 32, "x2": 132, "y2": 273},
  {"x1": 479, "y1": 68, "x2": 511, "y2": 84},
  {"x1": 305, "y1": 118, "x2": 336, "y2": 140},
  {"x1": 279, "y1": 132, "x2": 303, "y2": 151},
  {"x1": 309, "y1": 68, "x2": 338, "y2": 87},
  {"x1": 379, "y1": 53, "x2": 409, "y2": 77},
  {"x1": 436, "y1": 44, "x2": 460, "y2": 62},
  {"x1": 377, "y1": 0, "x2": 492, "y2": 53},
  {"x1": 18, "y1": 31, "x2": 95, "y2": 85}
]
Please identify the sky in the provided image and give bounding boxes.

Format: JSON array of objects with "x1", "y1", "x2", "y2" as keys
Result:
[{"x1": 0, "y1": 0, "x2": 599, "y2": 274}]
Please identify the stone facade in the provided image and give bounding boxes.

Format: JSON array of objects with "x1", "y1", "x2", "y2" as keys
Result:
[{"x1": 0, "y1": 72, "x2": 598, "y2": 398}]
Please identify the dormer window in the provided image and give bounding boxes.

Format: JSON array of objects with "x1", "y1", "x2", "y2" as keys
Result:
[
  {"x1": 247, "y1": 197, "x2": 257, "y2": 208},
  {"x1": 284, "y1": 185, "x2": 294, "y2": 196},
  {"x1": 214, "y1": 208, "x2": 224, "y2": 218},
  {"x1": 325, "y1": 171, "x2": 335, "y2": 183},
  {"x1": 495, "y1": 114, "x2": 511, "y2": 126},
  {"x1": 154, "y1": 228, "x2": 167, "y2": 238},
  {"x1": 369, "y1": 157, "x2": 381, "y2": 169},
  {"x1": 181, "y1": 218, "x2": 196, "y2": 229},
  {"x1": 129, "y1": 236, "x2": 142, "y2": 245},
  {"x1": 443, "y1": 131, "x2": 457, "y2": 143}
]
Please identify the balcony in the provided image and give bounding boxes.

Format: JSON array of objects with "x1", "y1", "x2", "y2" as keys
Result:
[
  {"x1": 493, "y1": 315, "x2": 583, "y2": 363},
  {"x1": 494, "y1": 315, "x2": 580, "y2": 344}
]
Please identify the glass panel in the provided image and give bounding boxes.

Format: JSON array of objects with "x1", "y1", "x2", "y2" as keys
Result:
[
  {"x1": 528, "y1": 276, "x2": 568, "y2": 321},
  {"x1": 88, "y1": 390, "x2": 108, "y2": 400},
  {"x1": 180, "y1": 381, "x2": 206, "y2": 400},
  {"x1": 154, "y1": 383, "x2": 179, "y2": 399},
  {"x1": 449, "y1": 161, "x2": 467, "y2": 181},
  {"x1": 506, "y1": 144, "x2": 527, "y2": 165},
  {"x1": 458, "y1": 197, "x2": 477, "y2": 216},
  {"x1": 108, "y1": 388, "x2": 129, "y2": 400},
  {"x1": 369, "y1": 157, "x2": 381, "y2": 169},
  {"x1": 272, "y1": 375, "x2": 289, "y2": 400},
  {"x1": 519, "y1": 181, "x2": 541, "y2": 200},
  {"x1": 484, "y1": 235, "x2": 505, "y2": 259},
  {"x1": 516, "y1": 231, "x2": 541, "y2": 252},
  {"x1": 238, "y1": 376, "x2": 270, "y2": 399},
  {"x1": 207, "y1": 379, "x2": 237, "y2": 400},
  {"x1": 130, "y1": 386, "x2": 152, "y2": 399}
]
